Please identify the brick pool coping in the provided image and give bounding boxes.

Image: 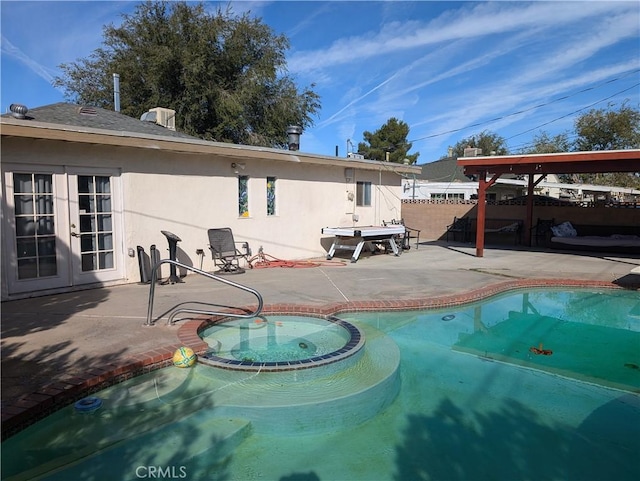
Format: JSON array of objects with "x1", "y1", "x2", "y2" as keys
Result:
[{"x1": 1, "y1": 278, "x2": 634, "y2": 440}]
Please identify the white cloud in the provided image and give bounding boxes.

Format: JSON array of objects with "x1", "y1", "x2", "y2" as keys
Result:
[
  {"x1": 309, "y1": 2, "x2": 638, "y2": 155},
  {"x1": 1, "y1": 35, "x2": 61, "y2": 89},
  {"x1": 288, "y1": 1, "x2": 634, "y2": 75}
]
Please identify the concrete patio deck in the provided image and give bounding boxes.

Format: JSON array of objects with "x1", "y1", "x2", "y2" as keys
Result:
[{"x1": 2, "y1": 241, "x2": 639, "y2": 436}]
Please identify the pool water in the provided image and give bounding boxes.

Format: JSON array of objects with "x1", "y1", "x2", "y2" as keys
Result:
[
  {"x1": 231, "y1": 335, "x2": 318, "y2": 362},
  {"x1": 2, "y1": 288, "x2": 639, "y2": 481},
  {"x1": 200, "y1": 315, "x2": 353, "y2": 363}
]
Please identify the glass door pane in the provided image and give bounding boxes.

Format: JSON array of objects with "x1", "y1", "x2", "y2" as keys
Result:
[
  {"x1": 13, "y1": 173, "x2": 57, "y2": 279},
  {"x1": 77, "y1": 175, "x2": 114, "y2": 271}
]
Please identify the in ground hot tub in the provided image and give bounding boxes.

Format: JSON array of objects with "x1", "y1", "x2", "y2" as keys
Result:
[{"x1": 199, "y1": 315, "x2": 364, "y2": 371}]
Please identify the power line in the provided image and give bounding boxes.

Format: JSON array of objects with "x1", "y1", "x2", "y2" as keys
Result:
[
  {"x1": 505, "y1": 82, "x2": 640, "y2": 140},
  {"x1": 507, "y1": 133, "x2": 579, "y2": 153},
  {"x1": 408, "y1": 69, "x2": 640, "y2": 144}
]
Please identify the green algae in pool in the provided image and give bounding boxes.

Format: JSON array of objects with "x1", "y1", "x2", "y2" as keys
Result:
[{"x1": 231, "y1": 337, "x2": 318, "y2": 362}]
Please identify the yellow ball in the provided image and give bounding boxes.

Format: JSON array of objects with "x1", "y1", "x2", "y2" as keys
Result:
[{"x1": 173, "y1": 347, "x2": 197, "y2": 368}]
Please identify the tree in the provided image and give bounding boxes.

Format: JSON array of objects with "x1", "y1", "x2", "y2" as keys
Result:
[
  {"x1": 574, "y1": 103, "x2": 640, "y2": 151},
  {"x1": 519, "y1": 131, "x2": 571, "y2": 154},
  {"x1": 53, "y1": 1, "x2": 320, "y2": 148},
  {"x1": 357, "y1": 118, "x2": 419, "y2": 164},
  {"x1": 570, "y1": 104, "x2": 640, "y2": 188},
  {"x1": 446, "y1": 130, "x2": 508, "y2": 158}
]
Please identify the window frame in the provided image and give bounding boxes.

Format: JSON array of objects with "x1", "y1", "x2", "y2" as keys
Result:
[
  {"x1": 356, "y1": 181, "x2": 372, "y2": 206},
  {"x1": 266, "y1": 176, "x2": 276, "y2": 216},
  {"x1": 238, "y1": 175, "x2": 250, "y2": 217}
]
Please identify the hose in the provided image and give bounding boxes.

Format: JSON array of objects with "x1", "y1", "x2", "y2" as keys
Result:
[{"x1": 247, "y1": 248, "x2": 345, "y2": 269}]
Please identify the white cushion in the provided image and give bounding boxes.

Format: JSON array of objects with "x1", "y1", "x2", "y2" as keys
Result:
[{"x1": 551, "y1": 221, "x2": 577, "y2": 237}]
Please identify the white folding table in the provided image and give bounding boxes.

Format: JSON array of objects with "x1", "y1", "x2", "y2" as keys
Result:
[{"x1": 321, "y1": 225, "x2": 406, "y2": 263}]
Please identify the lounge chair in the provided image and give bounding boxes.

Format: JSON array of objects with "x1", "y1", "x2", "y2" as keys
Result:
[
  {"x1": 445, "y1": 216, "x2": 471, "y2": 242},
  {"x1": 531, "y1": 218, "x2": 555, "y2": 246},
  {"x1": 207, "y1": 228, "x2": 251, "y2": 274}
]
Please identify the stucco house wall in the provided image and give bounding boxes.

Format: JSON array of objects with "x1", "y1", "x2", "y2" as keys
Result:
[{"x1": 1, "y1": 113, "x2": 417, "y2": 299}]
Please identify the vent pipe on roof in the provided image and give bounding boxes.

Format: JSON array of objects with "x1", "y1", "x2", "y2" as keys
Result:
[
  {"x1": 113, "y1": 73, "x2": 121, "y2": 112},
  {"x1": 9, "y1": 104, "x2": 28, "y2": 119},
  {"x1": 287, "y1": 125, "x2": 302, "y2": 151}
]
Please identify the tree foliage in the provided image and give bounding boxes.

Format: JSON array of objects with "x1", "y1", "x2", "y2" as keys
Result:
[
  {"x1": 357, "y1": 118, "x2": 419, "y2": 164},
  {"x1": 446, "y1": 130, "x2": 508, "y2": 158},
  {"x1": 574, "y1": 103, "x2": 640, "y2": 151},
  {"x1": 53, "y1": 1, "x2": 320, "y2": 147},
  {"x1": 524, "y1": 105, "x2": 640, "y2": 188},
  {"x1": 519, "y1": 131, "x2": 571, "y2": 154},
  {"x1": 440, "y1": 106, "x2": 640, "y2": 188}
]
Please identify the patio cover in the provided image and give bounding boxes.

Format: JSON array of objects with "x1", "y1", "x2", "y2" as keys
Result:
[{"x1": 457, "y1": 150, "x2": 640, "y2": 256}]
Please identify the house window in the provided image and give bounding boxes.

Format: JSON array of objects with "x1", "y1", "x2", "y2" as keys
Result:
[
  {"x1": 356, "y1": 181, "x2": 371, "y2": 206},
  {"x1": 448, "y1": 193, "x2": 464, "y2": 200},
  {"x1": 238, "y1": 175, "x2": 249, "y2": 217},
  {"x1": 266, "y1": 177, "x2": 276, "y2": 216},
  {"x1": 13, "y1": 173, "x2": 57, "y2": 279}
]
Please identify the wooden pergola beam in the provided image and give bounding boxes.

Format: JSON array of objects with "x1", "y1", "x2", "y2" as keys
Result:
[{"x1": 457, "y1": 150, "x2": 640, "y2": 257}]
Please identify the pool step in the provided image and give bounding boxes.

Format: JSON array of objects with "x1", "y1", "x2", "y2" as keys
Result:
[
  {"x1": 103, "y1": 414, "x2": 253, "y2": 467},
  {"x1": 8, "y1": 416, "x2": 251, "y2": 481},
  {"x1": 3, "y1": 323, "x2": 401, "y2": 479},
  {"x1": 190, "y1": 323, "x2": 402, "y2": 434}
]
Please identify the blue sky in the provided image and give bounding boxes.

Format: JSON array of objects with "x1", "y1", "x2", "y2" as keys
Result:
[{"x1": 1, "y1": 1, "x2": 639, "y2": 162}]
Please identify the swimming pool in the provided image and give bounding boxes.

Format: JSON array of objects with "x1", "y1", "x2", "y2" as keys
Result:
[{"x1": 2, "y1": 288, "x2": 639, "y2": 480}]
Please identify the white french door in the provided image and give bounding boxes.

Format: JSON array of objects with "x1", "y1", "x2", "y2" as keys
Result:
[
  {"x1": 3, "y1": 167, "x2": 124, "y2": 295},
  {"x1": 68, "y1": 170, "x2": 124, "y2": 284}
]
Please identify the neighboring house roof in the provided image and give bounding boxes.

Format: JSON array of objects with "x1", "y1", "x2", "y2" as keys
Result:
[
  {"x1": 1, "y1": 102, "x2": 421, "y2": 175},
  {"x1": 1, "y1": 102, "x2": 196, "y2": 140},
  {"x1": 418, "y1": 156, "x2": 521, "y2": 182},
  {"x1": 417, "y1": 157, "x2": 471, "y2": 182}
]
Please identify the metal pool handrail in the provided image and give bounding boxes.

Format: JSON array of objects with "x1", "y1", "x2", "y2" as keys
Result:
[{"x1": 145, "y1": 259, "x2": 263, "y2": 326}]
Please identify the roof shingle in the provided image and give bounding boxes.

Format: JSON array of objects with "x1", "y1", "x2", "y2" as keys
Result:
[{"x1": 2, "y1": 103, "x2": 197, "y2": 140}]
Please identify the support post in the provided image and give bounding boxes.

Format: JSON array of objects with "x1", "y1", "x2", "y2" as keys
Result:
[
  {"x1": 475, "y1": 171, "x2": 501, "y2": 257},
  {"x1": 476, "y1": 174, "x2": 487, "y2": 257},
  {"x1": 525, "y1": 174, "x2": 546, "y2": 246}
]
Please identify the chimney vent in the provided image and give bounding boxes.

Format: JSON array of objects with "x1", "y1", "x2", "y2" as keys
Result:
[
  {"x1": 286, "y1": 125, "x2": 302, "y2": 151},
  {"x1": 9, "y1": 104, "x2": 28, "y2": 119},
  {"x1": 113, "y1": 73, "x2": 121, "y2": 112}
]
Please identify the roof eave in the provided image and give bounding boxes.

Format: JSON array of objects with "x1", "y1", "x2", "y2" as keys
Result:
[{"x1": 0, "y1": 118, "x2": 421, "y2": 174}]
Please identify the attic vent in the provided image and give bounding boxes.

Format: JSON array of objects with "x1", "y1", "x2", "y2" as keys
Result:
[
  {"x1": 78, "y1": 106, "x2": 97, "y2": 116},
  {"x1": 9, "y1": 104, "x2": 28, "y2": 119}
]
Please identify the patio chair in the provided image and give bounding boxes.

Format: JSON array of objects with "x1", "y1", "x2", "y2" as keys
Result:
[
  {"x1": 383, "y1": 218, "x2": 421, "y2": 250},
  {"x1": 445, "y1": 216, "x2": 471, "y2": 242},
  {"x1": 531, "y1": 218, "x2": 555, "y2": 246},
  {"x1": 207, "y1": 228, "x2": 252, "y2": 274}
]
